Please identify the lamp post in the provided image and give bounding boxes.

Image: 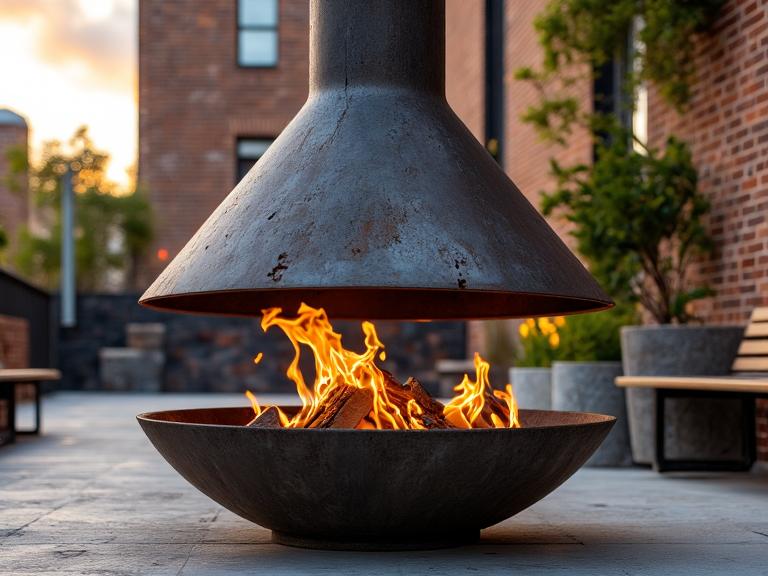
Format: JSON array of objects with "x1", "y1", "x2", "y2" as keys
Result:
[{"x1": 60, "y1": 168, "x2": 76, "y2": 327}]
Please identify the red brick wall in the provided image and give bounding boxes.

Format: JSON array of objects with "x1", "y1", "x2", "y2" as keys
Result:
[
  {"x1": 503, "y1": 0, "x2": 593, "y2": 236},
  {"x1": 0, "y1": 122, "x2": 28, "y2": 255},
  {"x1": 645, "y1": 0, "x2": 768, "y2": 459},
  {"x1": 0, "y1": 314, "x2": 29, "y2": 369},
  {"x1": 138, "y1": 0, "x2": 309, "y2": 286},
  {"x1": 647, "y1": 0, "x2": 768, "y2": 325},
  {"x1": 445, "y1": 0, "x2": 485, "y2": 142}
]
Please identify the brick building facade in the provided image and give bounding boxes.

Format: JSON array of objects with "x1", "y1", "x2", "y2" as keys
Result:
[
  {"x1": 138, "y1": 0, "x2": 309, "y2": 286},
  {"x1": 644, "y1": 0, "x2": 768, "y2": 460},
  {"x1": 139, "y1": 1, "x2": 767, "y2": 453},
  {"x1": 0, "y1": 109, "x2": 29, "y2": 259},
  {"x1": 446, "y1": 0, "x2": 768, "y2": 329},
  {"x1": 445, "y1": 0, "x2": 768, "y2": 460}
]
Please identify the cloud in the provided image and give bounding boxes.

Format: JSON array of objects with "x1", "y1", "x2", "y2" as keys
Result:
[{"x1": 0, "y1": 0, "x2": 135, "y2": 92}]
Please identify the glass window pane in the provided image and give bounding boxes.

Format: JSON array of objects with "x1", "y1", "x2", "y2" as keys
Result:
[
  {"x1": 237, "y1": 139, "x2": 273, "y2": 181},
  {"x1": 238, "y1": 30, "x2": 278, "y2": 66},
  {"x1": 238, "y1": 139, "x2": 272, "y2": 159},
  {"x1": 239, "y1": 0, "x2": 278, "y2": 27}
]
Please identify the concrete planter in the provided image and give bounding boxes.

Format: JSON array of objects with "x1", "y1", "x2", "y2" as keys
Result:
[
  {"x1": 509, "y1": 367, "x2": 551, "y2": 410},
  {"x1": 552, "y1": 361, "x2": 631, "y2": 467},
  {"x1": 621, "y1": 325, "x2": 744, "y2": 465}
]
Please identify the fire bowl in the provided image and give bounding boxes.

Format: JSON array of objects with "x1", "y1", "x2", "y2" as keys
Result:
[{"x1": 137, "y1": 407, "x2": 614, "y2": 550}]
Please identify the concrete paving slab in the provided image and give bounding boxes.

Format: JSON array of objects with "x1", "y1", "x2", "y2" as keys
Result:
[{"x1": 0, "y1": 392, "x2": 766, "y2": 575}]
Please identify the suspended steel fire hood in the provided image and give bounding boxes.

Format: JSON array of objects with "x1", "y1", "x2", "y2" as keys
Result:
[{"x1": 140, "y1": 0, "x2": 612, "y2": 320}]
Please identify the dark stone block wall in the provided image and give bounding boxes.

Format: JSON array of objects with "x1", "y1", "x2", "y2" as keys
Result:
[{"x1": 58, "y1": 294, "x2": 466, "y2": 395}]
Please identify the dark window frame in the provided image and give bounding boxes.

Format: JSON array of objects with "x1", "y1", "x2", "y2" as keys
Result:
[
  {"x1": 236, "y1": 0, "x2": 280, "y2": 69},
  {"x1": 235, "y1": 136, "x2": 275, "y2": 183}
]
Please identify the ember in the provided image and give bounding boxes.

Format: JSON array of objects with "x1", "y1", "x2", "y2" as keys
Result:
[{"x1": 245, "y1": 304, "x2": 520, "y2": 430}]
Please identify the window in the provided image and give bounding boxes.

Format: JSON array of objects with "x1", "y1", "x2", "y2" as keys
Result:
[
  {"x1": 630, "y1": 17, "x2": 648, "y2": 152},
  {"x1": 237, "y1": 138, "x2": 273, "y2": 181},
  {"x1": 238, "y1": 0, "x2": 278, "y2": 67}
]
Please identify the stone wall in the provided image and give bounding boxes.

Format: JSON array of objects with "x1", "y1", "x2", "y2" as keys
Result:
[{"x1": 58, "y1": 294, "x2": 466, "y2": 396}]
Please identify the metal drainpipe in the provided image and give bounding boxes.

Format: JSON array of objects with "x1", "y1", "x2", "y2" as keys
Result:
[{"x1": 485, "y1": 0, "x2": 505, "y2": 167}]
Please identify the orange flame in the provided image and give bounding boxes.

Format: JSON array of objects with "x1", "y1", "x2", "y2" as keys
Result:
[
  {"x1": 443, "y1": 353, "x2": 521, "y2": 428},
  {"x1": 246, "y1": 304, "x2": 520, "y2": 430}
]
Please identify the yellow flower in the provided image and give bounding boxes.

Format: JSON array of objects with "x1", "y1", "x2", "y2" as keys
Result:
[
  {"x1": 538, "y1": 317, "x2": 557, "y2": 335},
  {"x1": 519, "y1": 323, "x2": 530, "y2": 338},
  {"x1": 526, "y1": 318, "x2": 536, "y2": 328},
  {"x1": 549, "y1": 332, "x2": 560, "y2": 348},
  {"x1": 554, "y1": 316, "x2": 566, "y2": 327}
]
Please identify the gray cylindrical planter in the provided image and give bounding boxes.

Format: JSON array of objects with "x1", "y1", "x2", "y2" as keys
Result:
[
  {"x1": 621, "y1": 325, "x2": 744, "y2": 465},
  {"x1": 509, "y1": 367, "x2": 551, "y2": 410},
  {"x1": 552, "y1": 361, "x2": 631, "y2": 467}
]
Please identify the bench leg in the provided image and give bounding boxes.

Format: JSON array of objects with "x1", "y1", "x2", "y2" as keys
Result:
[
  {"x1": 0, "y1": 382, "x2": 16, "y2": 445},
  {"x1": 654, "y1": 389, "x2": 756, "y2": 473},
  {"x1": 16, "y1": 381, "x2": 41, "y2": 436},
  {"x1": 653, "y1": 389, "x2": 666, "y2": 472}
]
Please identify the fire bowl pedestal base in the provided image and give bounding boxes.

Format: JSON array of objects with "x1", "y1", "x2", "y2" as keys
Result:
[{"x1": 271, "y1": 530, "x2": 480, "y2": 551}]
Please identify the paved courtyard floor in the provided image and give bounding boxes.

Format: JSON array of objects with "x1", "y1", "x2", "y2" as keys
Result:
[{"x1": 0, "y1": 392, "x2": 766, "y2": 575}]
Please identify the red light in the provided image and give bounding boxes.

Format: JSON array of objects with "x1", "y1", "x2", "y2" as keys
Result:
[{"x1": 157, "y1": 248, "x2": 169, "y2": 261}]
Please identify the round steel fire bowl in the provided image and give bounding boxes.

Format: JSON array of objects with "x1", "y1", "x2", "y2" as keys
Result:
[{"x1": 137, "y1": 407, "x2": 614, "y2": 550}]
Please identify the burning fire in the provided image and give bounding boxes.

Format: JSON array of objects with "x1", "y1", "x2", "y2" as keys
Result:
[{"x1": 246, "y1": 304, "x2": 521, "y2": 430}]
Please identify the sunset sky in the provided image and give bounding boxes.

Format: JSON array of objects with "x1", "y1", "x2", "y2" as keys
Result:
[{"x1": 0, "y1": 0, "x2": 136, "y2": 186}]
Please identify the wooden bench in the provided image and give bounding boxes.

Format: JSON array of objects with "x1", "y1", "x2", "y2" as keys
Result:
[
  {"x1": 0, "y1": 369, "x2": 61, "y2": 446},
  {"x1": 616, "y1": 307, "x2": 768, "y2": 472}
]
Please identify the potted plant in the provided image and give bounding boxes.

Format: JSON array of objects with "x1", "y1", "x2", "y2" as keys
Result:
[
  {"x1": 543, "y1": 135, "x2": 743, "y2": 464},
  {"x1": 509, "y1": 317, "x2": 564, "y2": 410},
  {"x1": 551, "y1": 306, "x2": 636, "y2": 467},
  {"x1": 512, "y1": 0, "x2": 732, "y2": 464}
]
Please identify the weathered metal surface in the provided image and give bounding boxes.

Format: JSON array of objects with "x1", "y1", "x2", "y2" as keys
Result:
[
  {"x1": 137, "y1": 407, "x2": 615, "y2": 550},
  {"x1": 140, "y1": 0, "x2": 612, "y2": 319}
]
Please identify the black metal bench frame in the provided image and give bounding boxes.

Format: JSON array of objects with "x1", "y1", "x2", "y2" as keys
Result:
[
  {"x1": 0, "y1": 380, "x2": 42, "y2": 447},
  {"x1": 654, "y1": 388, "x2": 766, "y2": 472}
]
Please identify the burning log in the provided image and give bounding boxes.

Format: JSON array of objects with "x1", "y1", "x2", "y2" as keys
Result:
[
  {"x1": 381, "y1": 372, "x2": 455, "y2": 429},
  {"x1": 308, "y1": 386, "x2": 374, "y2": 429},
  {"x1": 247, "y1": 406, "x2": 282, "y2": 428}
]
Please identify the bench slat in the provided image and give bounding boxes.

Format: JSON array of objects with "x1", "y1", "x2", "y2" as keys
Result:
[
  {"x1": 615, "y1": 376, "x2": 768, "y2": 393},
  {"x1": 0, "y1": 369, "x2": 61, "y2": 383},
  {"x1": 750, "y1": 307, "x2": 768, "y2": 322},
  {"x1": 732, "y1": 357, "x2": 768, "y2": 372},
  {"x1": 745, "y1": 323, "x2": 768, "y2": 337},
  {"x1": 737, "y1": 339, "x2": 768, "y2": 355}
]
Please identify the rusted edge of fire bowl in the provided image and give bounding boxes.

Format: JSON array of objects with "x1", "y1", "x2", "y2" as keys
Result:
[{"x1": 137, "y1": 407, "x2": 615, "y2": 551}]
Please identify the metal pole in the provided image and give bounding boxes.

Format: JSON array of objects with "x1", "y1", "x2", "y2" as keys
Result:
[
  {"x1": 485, "y1": 0, "x2": 505, "y2": 166},
  {"x1": 61, "y1": 168, "x2": 76, "y2": 327}
]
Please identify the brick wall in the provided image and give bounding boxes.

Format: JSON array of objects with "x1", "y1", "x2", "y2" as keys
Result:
[
  {"x1": 647, "y1": 0, "x2": 768, "y2": 325},
  {"x1": 503, "y1": 0, "x2": 593, "y2": 237},
  {"x1": 0, "y1": 314, "x2": 29, "y2": 369},
  {"x1": 646, "y1": 0, "x2": 768, "y2": 459},
  {"x1": 0, "y1": 121, "x2": 28, "y2": 254},
  {"x1": 445, "y1": 0, "x2": 485, "y2": 141},
  {"x1": 138, "y1": 0, "x2": 310, "y2": 287}
]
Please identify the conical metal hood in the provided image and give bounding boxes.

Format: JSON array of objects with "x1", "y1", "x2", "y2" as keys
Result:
[{"x1": 140, "y1": 0, "x2": 612, "y2": 320}]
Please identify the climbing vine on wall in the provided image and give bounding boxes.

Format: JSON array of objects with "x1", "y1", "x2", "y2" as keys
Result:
[{"x1": 516, "y1": 0, "x2": 726, "y2": 143}]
